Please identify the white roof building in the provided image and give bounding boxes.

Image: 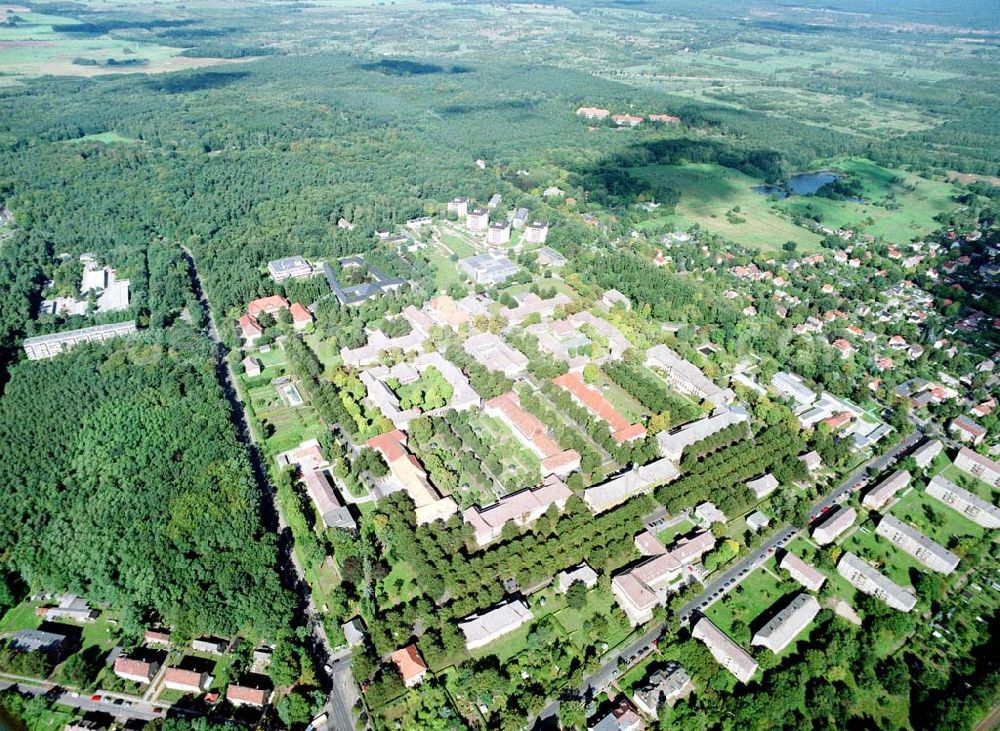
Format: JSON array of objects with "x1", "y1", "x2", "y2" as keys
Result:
[
  {"x1": 926, "y1": 475, "x2": 1000, "y2": 529},
  {"x1": 462, "y1": 475, "x2": 573, "y2": 547},
  {"x1": 746, "y1": 510, "x2": 770, "y2": 532},
  {"x1": 646, "y1": 345, "x2": 730, "y2": 404},
  {"x1": 812, "y1": 506, "x2": 856, "y2": 545},
  {"x1": 501, "y1": 291, "x2": 572, "y2": 326},
  {"x1": 912, "y1": 439, "x2": 943, "y2": 470},
  {"x1": 692, "y1": 618, "x2": 758, "y2": 684},
  {"x1": 746, "y1": 474, "x2": 778, "y2": 500},
  {"x1": 954, "y1": 447, "x2": 1000, "y2": 488},
  {"x1": 584, "y1": 458, "x2": 680, "y2": 514},
  {"x1": 463, "y1": 333, "x2": 528, "y2": 377},
  {"x1": 459, "y1": 600, "x2": 534, "y2": 650},
  {"x1": 875, "y1": 514, "x2": 960, "y2": 575},
  {"x1": 556, "y1": 563, "x2": 599, "y2": 593},
  {"x1": 862, "y1": 470, "x2": 911, "y2": 511},
  {"x1": 837, "y1": 552, "x2": 917, "y2": 612},
  {"x1": 751, "y1": 593, "x2": 820, "y2": 654},
  {"x1": 770, "y1": 372, "x2": 817, "y2": 407},
  {"x1": 695, "y1": 501, "x2": 726, "y2": 525},
  {"x1": 657, "y1": 410, "x2": 748, "y2": 463}
]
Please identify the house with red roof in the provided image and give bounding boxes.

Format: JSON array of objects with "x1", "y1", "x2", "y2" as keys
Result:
[
  {"x1": 553, "y1": 372, "x2": 646, "y2": 445},
  {"x1": 391, "y1": 644, "x2": 428, "y2": 687}
]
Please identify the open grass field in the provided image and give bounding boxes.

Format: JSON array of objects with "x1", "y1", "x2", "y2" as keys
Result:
[
  {"x1": 889, "y1": 485, "x2": 986, "y2": 549},
  {"x1": 939, "y1": 463, "x2": 995, "y2": 502},
  {"x1": 62, "y1": 132, "x2": 139, "y2": 145},
  {"x1": 777, "y1": 158, "x2": 961, "y2": 243},
  {"x1": 839, "y1": 521, "x2": 924, "y2": 590},
  {"x1": 0, "y1": 599, "x2": 42, "y2": 635},
  {"x1": 706, "y1": 562, "x2": 795, "y2": 645},
  {"x1": 0, "y1": 7, "x2": 241, "y2": 80},
  {"x1": 630, "y1": 163, "x2": 825, "y2": 252},
  {"x1": 656, "y1": 517, "x2": 695, "y2": 546}
]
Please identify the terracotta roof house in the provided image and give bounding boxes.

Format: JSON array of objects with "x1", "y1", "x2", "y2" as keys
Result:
[
  {"x1": 391, "y1": 644, "x2": 428, "y2": 687},
  {"x1": 226, "y1": 684, "x2": 270, "y2": 708},
  {"x1": 163, "y1": 668, "x2": 208, "y2": 694},
  {"x1": 554, "y1": 372, "x2": 646, "y2": 445},
  {"x1": 114, "y1": 657, "x2": 159, "y2": 684},
  {"x1": 247, "y1": 295, "x2": 289, "y2": 319},
  {"x1": 289, "y1": 302, "x2": 313, "y2": 329}
]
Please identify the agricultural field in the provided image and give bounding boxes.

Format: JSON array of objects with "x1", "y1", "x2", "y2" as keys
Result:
[{"x1": 0, "y1": 7, "x2": 239, "y2": 80}]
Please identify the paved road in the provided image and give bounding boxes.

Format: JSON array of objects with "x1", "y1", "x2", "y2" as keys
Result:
[
  {"x1": 534, "y1": 623, "x2": 664, "y2": 726},
  {"x1": 677, "y1": 428, "x2": 924, "y2": 625},
  {"x1": 0, "y1": 679, "x2": 172, "y2": 723},
  {"x1": 181, "y1": 247, "x2": 359, "y2": 730}
]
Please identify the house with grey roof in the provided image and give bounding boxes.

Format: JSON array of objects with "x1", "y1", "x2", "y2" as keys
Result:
[
  {"x1": 301, "y1": 470, "x2": 356, "y2": 532},
  {"x1": 812, "y1": 506, "x2": 855, "y2": 545},
  {"x1": 646, "y1": 345, "x2": 729, "y2": 404},
  {"x1": 584, "y1": 458, "x2": 680, "y2": 514},
  {"x1": 954, "y1": 447, "x2": 1000, "y2": 488},
  {"x1": 837, "y1": 552, "x2": 916, "y2": 612},
  {"x1": 556, "y1": 563, "x2": 598, "y2": 593},
  {"x1": 657, "y1": 409, "x2": 748, "y2": 463},
  {"x1": 459, "y1": 600, "x2": 534, "y2": 650},
  {"x1": 323, "y1": 256, "x2": 406, "y2": 306},
  {"x1": 267, "y1": 256, "x2": 313, "y2": 282},
  {"x1": 926, "y1": 475, "x2": 1000, "y2": 529},
  {"x1": 458, "y1": 253, "x2": 518, "y2": 285},
  {"x1": 912, "y1": 439, "x2": 943, "y2": 470},
  {"x1": 751, "y1": 593, "x2": 820, "y2": 654},
  {"x1": 10, "y1": 629, "x2": 67, "y2": 653},
  {"x1": 746, "y1": 474, "x2": 778, "y2": 500},
  {"x1": 875, "y1": 514, "x2": 959, "y2": 574},
  {"x1": 23, "y1": 320, "x2": 137, "y2": 361},
  {"x1": 632, "y1": 662, "x2": 693, "y2": 718}
]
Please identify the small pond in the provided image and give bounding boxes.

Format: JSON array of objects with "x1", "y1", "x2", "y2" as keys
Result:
[{"x1": 753, "y1": 171, "x2": 840, "y2": 198}]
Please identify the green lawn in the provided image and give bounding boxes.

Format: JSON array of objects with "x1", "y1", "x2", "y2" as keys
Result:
[
  {"x1": 939, "y1": 464, "x2": 995, "y2": 502},
  {"x1": 656, "y1": 517, "x2": 696, "y2": 546},
  {"x1": 592, "y1": 371, "x2": 648, "y2": 424},
  {"x1": 840, "y1": 522, "x2": 923, "y2": 590},
  {"x1": 303, "y1": 333, "x2": 341, "y2": 375},
  {"x1": 706, "y1": 564, "x2": 795, "y2": 645},
  {"x1": 630, "y1": 162, "x2": 824, "y2": 252},
  {"x1": 382, "y1": 560, "x2": 421, "y2": 607},
  {"x1": 889, "y1": 486, "x2": 985, "y2": 550},
  {"x1": 0, "y1": 601, "x2": 42, "y2": 635}
]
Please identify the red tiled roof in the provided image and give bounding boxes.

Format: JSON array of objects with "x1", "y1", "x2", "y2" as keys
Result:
[
  {"x1": 553, "y1": 372, "x2": 632, "y2": 433},
  {"x1": 247, "y1": 296, "x2": 289, "y2": 318},
  {"x1": 114, "y1": 657, "x2": 153, "y2": 679},
  {"x1": 366, "y1": 430, "x2": 408, "y2": 463},
  {"x1": 289, "y1": 302, "x2": 312, "y2": 324},
  {"x1": 226, "y1": 685, "x2": 268, "y2": 706},
  {"x1": 391, "y1": 644, "x2": 427, "y2": 684}
]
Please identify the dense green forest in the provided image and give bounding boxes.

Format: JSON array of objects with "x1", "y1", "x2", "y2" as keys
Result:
[{"x1": 0, "y1": 329, "x2": 293, "y2": 637}]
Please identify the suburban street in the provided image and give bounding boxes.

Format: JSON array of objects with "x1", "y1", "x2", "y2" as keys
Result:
[
  {"x1": 0, "y1": 678, "x2": 174, "y2": 723},
  {"x1": 182, "y1": 247, "x2": 359, "y2": 731},
  {"x1": 677, "y1": 427, "x2": 925, "y2": 624}
]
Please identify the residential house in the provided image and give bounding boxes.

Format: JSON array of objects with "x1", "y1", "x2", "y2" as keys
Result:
[
  {"x1": 812, "y1": 506, "x2": 855, "y2": 545},
  {"x1": 113, "y1": 657, "x2": 159, "y2": 684},
  {"x1": 875, "y1": 514, "x2": 959, "y2": 574},
  {"x1": 779, "y1": 552, "x2": 825, "y2": 592},
  {"x1": 464, "y1": 333, "x2": 529, "y2": 377},
  {"x1": 226, "y1": 685, "x2": 271, "y2": 708},
  {"x1": 463, "y1": 475, "x2": 573, "y2": 547},
  {"x1": 746, "y1": 511, "x2": 770, "y2": 532},
  {"x1": 751, "y1": 593, "x2": 820, "y2": 654},
  {"x1": 926, "y1": 475, "x2": 1000, "y2": 529},
  {"x1": 466, "y1": 208, "x2": 490, "y2": 233},
  {"x1": 692, "y1": 618, "x2": 758, "y2": 683},
  {"x1": 500, "y1": 291, "x2": 572, "y2": 326},
  {"x1": 524, "y1": 220, "x2": 549, "y2": 245},
  {"x1": 556, "y1": 563, "x2": 599, "y2": 593},
  {"x1": 746, "y1": 474, "x2": 778, "y2": 500},
  {"x1": 632, "y1": 663, "x2": 693, "y2": 719},
  {"x1": 163, "y1": 668, "x2": 209, "y2": 694},
  {"x1": 242, "y1": 356, "x2": 262, "y2": 378},
  {"x1": 837, "y1": 552, "x2": 916, "y2": 612},
  {"x1": 301, "y1": 470, "x2": 356, "y2": 531},
  {"x1": 576, "y1": 107, "x2": 610, "y2": 120},
  {"x1": 913, "y1": 439, "x2": 943, "y2": 470},
  {"x1": 447, "y1": 197, "x2": 469, "y2": 217},
  {"x1": 459, "y1": 600, "x2": 534, "y2": 650},
  {"x1": 950, "y1": 415, "x2": 987, "y2": 445},
  {"x1": 391, "y1": 644, "x2": 428, "y2": 688},
  {"x1": 954, "y1": 447, "x2": 1000, "y2": 487},
  {"x1": 862, "y1": 470, "x2": 911, "y2": 511}
]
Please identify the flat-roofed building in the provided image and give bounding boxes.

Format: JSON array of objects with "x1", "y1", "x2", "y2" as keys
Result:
[
  {"x1": 464, "y1": 333, "x2": 528, "y2": 377},
  {"x1": 812, "y1": 506, "x2": 855, "y2": 545},
  {"x1": 301, "y1": 470, "x2": 356, "y2": 532},
  {"x1": 10, "y1": 629, "x2": 66, "y2": 653},
  {"x1": 487, "y1": 220, "x2": 511, "y2": 246},
  {"x1": 746, "y1": 474, "x2": 778, "y2": 500},
  {"x1": 584, "y1": 458, "x2": 679, "y2": 514},
  {"x1": 524, "y1": 220, "x2": 549, "y2": 245},
  {"x1": 954, "y1": 447, "x2": 1000, "y2": 488},
  {"x1": 447, "y1": 196, "x2": 469, "y2": 217},
  {"x1": 862, "y1": 470, "x2": 911, "y2": 511},
  {"x1": 751, "y1": 593, "x2": 820, "y2": 654},
  {"x1": 556, "y1": 563, "x2": 599, "y2": 593},
  {"x1": 913, "y1": 439, "x2": 943, "y2": 470},
  {"x1": 114, "y1": 657, "x2": 159, "y2": 684},
  {"x1": 692, "y1": 618, "x2": 758, "y2": 684},
  {"x1": 267, "y1": 256, "x2": 313, "y2": 282},
  {"x1": 463, "y1": 474, "x2": 573, "y2": 547},
  {"x1": 483, "y1": 391, "x2": 580, "y2": 478},
  {"x1": 657, "y1": 410, "x2": 748, "y2": 463},
  {"x1": 612, "y1": 531, "x2": 715, "y2": 625},
  {"x1": 459, "y1": 600, "x2": 534, "y2": 650},
  {"x1": 779, "y1": 552, "x2": 825, "y2": 592},
  {"x1": 458, "y1": 253, "x2": 517, "y2": 285},
  {"x1": 23, "y1": 320, "x2": 137, "y2": 360},
  {"x1": 926, "y1": 475, "x2": 1000, "y2": 528},
  {"x1": 646, "y1": 345, "x2": 729, "y2": 404},
  {"x1": 466, "y1": 207, "x2": 490, "y2": 233},
  {"x1": 770, "y1": 372, "x2": 817, "y2": 407},
  {"x1": 537, "y1": 246, "x2": 566, "y2": 268},
  {"x1": 876, "y1": 514, "x2": 960, "y2": 574},
  {"x1": 837, "y1": 552, "x2": 916, "y2": 612}
]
